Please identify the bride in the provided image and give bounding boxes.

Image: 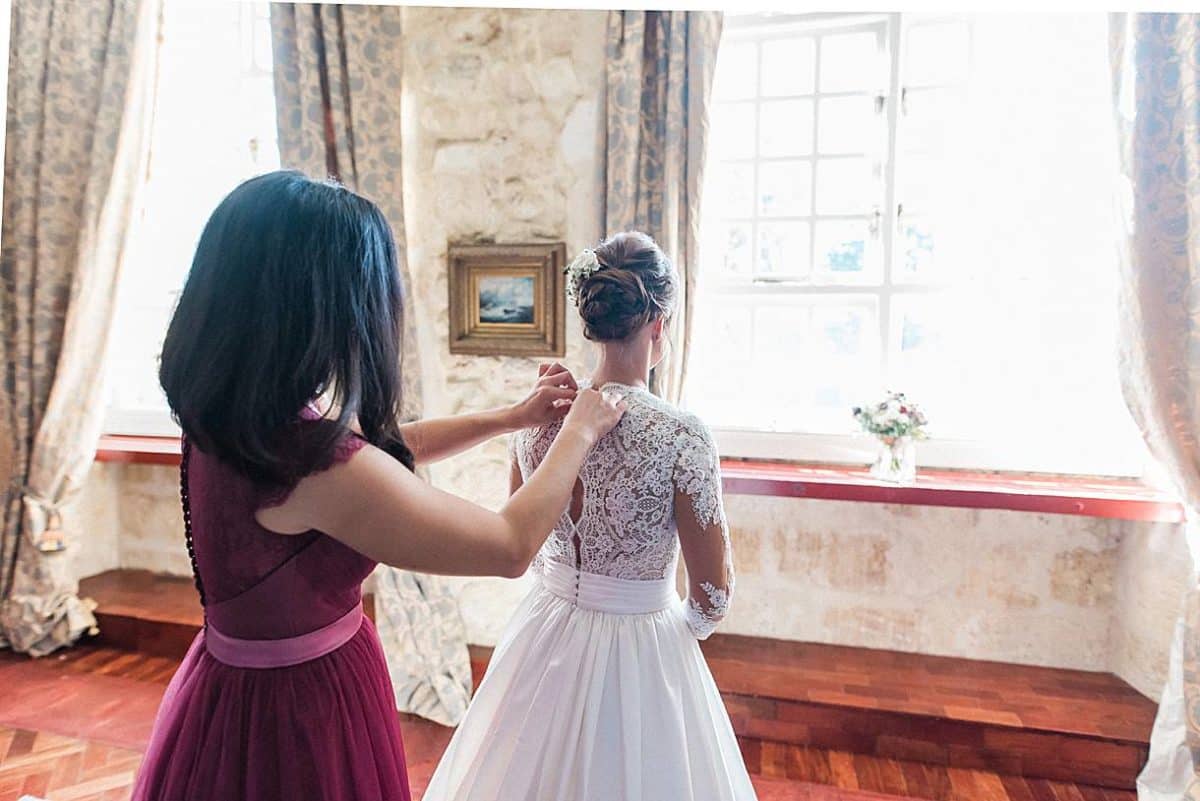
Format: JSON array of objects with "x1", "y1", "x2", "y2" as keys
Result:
[{"x1": 423, "y1": 231, "x2": 756, "y2": 801}]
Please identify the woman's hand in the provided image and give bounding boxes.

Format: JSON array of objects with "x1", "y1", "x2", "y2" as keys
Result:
[
  {"x1": 560, "y1": 388, "x2": 627, "y2": 445},
  {"x1": 507, "y1": 362, "x2": 579, "y2": 430}
]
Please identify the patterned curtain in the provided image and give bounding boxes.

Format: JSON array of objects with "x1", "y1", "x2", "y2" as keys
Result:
[
  {"x1": 269, "y1": 3, "x2": 472, "y2": 726},
  {"x1": 604, "y1": 11, "x2": 722, "y2": 403},
  {"x1": 1109, "y1": 13, "x2": 1200, "y2": 799},
  {"x1": 0, "y1": 0, "x2": 159, "y2": 656}
]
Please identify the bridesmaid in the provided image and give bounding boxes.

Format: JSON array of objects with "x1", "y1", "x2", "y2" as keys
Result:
[{"x1": 131, "y1": 170, "x2": 625, "y2": 801}]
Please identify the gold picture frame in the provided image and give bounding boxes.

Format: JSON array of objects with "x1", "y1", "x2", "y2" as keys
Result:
[{"x1": 447, "y1": 242, "x2": 567, "y2": 357}]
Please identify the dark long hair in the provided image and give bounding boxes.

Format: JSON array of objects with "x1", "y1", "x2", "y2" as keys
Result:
[{"x1": 160, "y1": 170, "x2": 415, "y2": 483}]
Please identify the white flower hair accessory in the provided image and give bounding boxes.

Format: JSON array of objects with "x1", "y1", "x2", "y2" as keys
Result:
[{"x1": 565, "y1": 248, "x2": 603, "y2": 306}]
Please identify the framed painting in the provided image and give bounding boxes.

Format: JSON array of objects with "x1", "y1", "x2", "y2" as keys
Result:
[{"x1": 447, "y1": 242, "x2": 567, "y2": 357}]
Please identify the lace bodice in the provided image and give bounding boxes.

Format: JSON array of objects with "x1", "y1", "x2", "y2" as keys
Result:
[{"x1": 511, "y1": 382, "x2": 734, "y2": 638}]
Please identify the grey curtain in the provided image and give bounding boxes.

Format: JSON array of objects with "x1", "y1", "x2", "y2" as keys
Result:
[
  {"x1": 1109, "y1": 13, "x2": 1200, "y2": 799},
  {"x1": 604, "y1": 11, "x2": 722, "y2": 403},
  {"x1": 0, "y1": 0, "x2": 158, "y2": 656},
  {"x1": 270, "y1": 3, "x2": 472, "y2": 726}
]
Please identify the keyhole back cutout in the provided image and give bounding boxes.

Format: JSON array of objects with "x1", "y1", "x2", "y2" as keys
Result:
[{"x1": 568, "y1": 477, "x2": 585, "y2": 526}]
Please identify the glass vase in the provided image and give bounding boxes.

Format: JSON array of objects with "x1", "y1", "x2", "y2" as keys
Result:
[{"x1": 870, "y1": 435, "x2": 916, "y2": 484}]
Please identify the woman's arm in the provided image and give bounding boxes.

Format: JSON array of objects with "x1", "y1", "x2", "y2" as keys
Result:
[
  {"x1": 399, "y1": 363, "x2": 577, "y2": 465},
  {"x1": 675, "y1": 487, "x2": 733, "y2": 640},
  {"x1": 257, "y1": 388, "x2": 624, "y2": 578},
  {"x1": 673, "y1": 417, "x2": 734, "y2": 640}
]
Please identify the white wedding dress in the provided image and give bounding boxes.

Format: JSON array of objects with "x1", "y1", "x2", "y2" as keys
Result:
[{"x1": 423, "y1": 382, "x2": 756, "y2": 801}]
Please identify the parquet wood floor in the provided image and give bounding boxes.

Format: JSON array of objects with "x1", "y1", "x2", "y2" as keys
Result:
[
  {"x1": 0, "y1": 645, "x2": 1144, "y2": 801},
  {"x1": 55, "y1": 569, "x2": 1157, "y2": 797},
  {"x1": 0, "y1": 726, "x2": 141, "y2": 801}
]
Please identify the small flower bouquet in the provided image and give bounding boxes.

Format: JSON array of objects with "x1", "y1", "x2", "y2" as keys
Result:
[{"x1": 853, "y1": 391, "x2": 928, "y2": 483}]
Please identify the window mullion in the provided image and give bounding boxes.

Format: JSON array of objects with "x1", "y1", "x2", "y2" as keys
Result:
[
  {"x1": 809, "y1": 36, "x2": 821, "y2": 278},
  {"x1": 751, "y1": 41, "x2": 763, "y2": 279},
  {"x1": 879, "y1": 13, "x2": 904, "y2": 386}
]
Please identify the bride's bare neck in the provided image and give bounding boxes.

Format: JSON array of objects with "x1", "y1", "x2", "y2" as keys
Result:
[{"x1": 590, "y1": 336, "x2": 652, "y2": 390}]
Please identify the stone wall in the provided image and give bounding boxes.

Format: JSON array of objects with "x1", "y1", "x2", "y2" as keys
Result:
[
  {"x1": 399, "y1": 6, "x2": 606, "y2": 507},
  {"x1": 71, "y1": 456, "x2": 1189, "y2": 700},
  {"x1": 397, "y1": 7, "x2": 607, "y2": 632},
  {"x1": 71, "y1": 462, "x2": 186, "y2": 579},
  {"x1": 1110, "y1": 520, "x2": 1192, "y2": 698},
  {"x1": 69, "y1": 463, "x2": 122, "y2": 579},
  {"x1": 724, "y1": 497, "x2": 1122, "y2": 669},
  {"x1": 68, "y1": 7, "x2": 1189, "y2": 702}
]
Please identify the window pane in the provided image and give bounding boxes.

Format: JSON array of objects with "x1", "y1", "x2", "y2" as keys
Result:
[
  {"x1": 758, "y1": 160, "x2": 812, "y2": 217},
  {"x1": 809, "y1": 302, "x2": 880, "y2": 425},
  {"x1": 713, "y1": 41, "x2": 758, "y2": 101},
  {"x1": 757, "y1": 221, "x2": 811, "y2": 277},
  {"x1": 887, "y1": 295, "x2": 967, "y2": 436},
  {"x1": 106, "y1": 304, "x2": 174, "y2": 411},
  {"x1": 752, "y1": 305, "x2": 812, "y2": 428},
  {"x1": 817, "y1": 95, "x2": 877, "y2": 155},
  {"x1": 754, "y1": 306, "x2": 808, "y2": 364},
  {"x1": 703, "y1": 221, "x2": 753, "y2": 277},
  {"x1": 895, "y1": 152, "x2": 953, "y2": 217},
  {"x1": 250, "y1": 7, "x2": 273, "y2": 71},
  {"x1": 690, "y1": 296, "x2": 882, "y2": 434},
  {"x1": 688, "y1": 303, "x2": 756, "y2": 425},
  {"x1": 707, "y1": 161, "x2": 755, "y2": 218},
  {"x1": 762, "y1": 36, "x2": 815, "y2": 96},
  {"x1": 691, "y1": 14, "x2": 1147, "y2": 473},
  {"x1": 898, "y1": 216, "x2": 937, "y2": 279},
  {"x1": 710, "y1": 101, "x2": 757, "y2": 159},
  {"x1": 902, "y1": 87, "x2": 965, "y2": 157},
  {"x1": 760, "y1": 99, "x2": 814, "y2": 157},
  {"x1": 905, "y1": 21, "x2": 970, "y2": 88},
  {"x1": 814, "y1": 219, "x2": 876, "y2": 280},
  {"x1": 815, "y1": 158, "x2": 875, "y2": 215},
  {"x1": 819, "y1": 32, "x2": 880, "y2": 93},
  {"x1": 813, "y1": 304, "x2": 874, "y2": 358},
  {"x1": 107, "y1": 1, "x2": 280, "y2": 429}
]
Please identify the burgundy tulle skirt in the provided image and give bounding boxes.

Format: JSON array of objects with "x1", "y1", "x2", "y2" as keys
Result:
[{"x1": 131, "y1": 618, "x2": 410, "y2": 801}]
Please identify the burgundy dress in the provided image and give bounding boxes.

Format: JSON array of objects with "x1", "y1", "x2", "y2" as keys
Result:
[{"x1": 132, "y1": 426, "x2": 411, "y2": 801}]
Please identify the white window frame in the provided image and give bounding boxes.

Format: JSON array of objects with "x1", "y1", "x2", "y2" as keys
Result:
[{"x1": 699, "y1": 12, "x2": 1145, "y2": 477}]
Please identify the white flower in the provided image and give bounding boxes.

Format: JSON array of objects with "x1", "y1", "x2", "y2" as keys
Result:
[{"x1": 565, "y1": 248, "x2": 603, "y2": 306}]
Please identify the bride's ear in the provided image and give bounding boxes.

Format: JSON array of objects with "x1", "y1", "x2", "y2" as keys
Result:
[{"x1": 651, "y1": 317, "x2": 666, "y2": 341}]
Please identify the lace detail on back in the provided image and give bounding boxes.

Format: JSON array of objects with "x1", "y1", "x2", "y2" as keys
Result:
[{"x1": 513, "y1": 383, "x2": 726, "y2": 582}]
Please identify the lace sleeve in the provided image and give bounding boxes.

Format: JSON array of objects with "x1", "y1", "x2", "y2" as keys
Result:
[
  {"x1": 673, "y1": 417, "x2": 733, "y2": 640},
  {"x1": 673, "y1": 418, "x2": 726, "y2": 530}
]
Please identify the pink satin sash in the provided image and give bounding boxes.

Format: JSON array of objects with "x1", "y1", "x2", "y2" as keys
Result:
[{"x1": 204, "y1": 602, "x2": 364, "y2": 669}]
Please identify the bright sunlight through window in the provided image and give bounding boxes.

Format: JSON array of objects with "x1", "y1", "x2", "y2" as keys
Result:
[
  {"x1": 686, "y1": 12, "x2": 1146, "y2": 475},
  {"x1": 105, "y1": 2, "x2": 279, "y2": 435}
]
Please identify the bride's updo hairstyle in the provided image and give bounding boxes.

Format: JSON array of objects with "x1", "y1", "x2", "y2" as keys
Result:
[{"x1": 576, "y1": 231, "x2": 678, "y2": 342}]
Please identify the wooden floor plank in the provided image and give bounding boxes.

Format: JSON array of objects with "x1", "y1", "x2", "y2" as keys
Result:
[
  {"x1": 0, "y1": 616, "x2": 1158, "y2": 801},
  {"x1": 1000, "y1": 773, "x2": 1038, "y2": 801},
  {"x1": 81, "y1": 568, "x2": 1156, "y2": 744},
  {"x1": 78, "y1": 569, "x2": 1154, "y2": 790},
  {"x1": 829, "y1": 750, "x2": 861, "y2": 791}
]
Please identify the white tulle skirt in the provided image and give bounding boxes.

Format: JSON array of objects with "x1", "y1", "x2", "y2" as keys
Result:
[{"x1": 422, "y1": 560, "x2": 758, "y2": 801}]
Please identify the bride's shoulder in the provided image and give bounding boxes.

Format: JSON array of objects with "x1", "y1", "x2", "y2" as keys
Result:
[
  {"x1": 623, "y1": 392, "x2": 715, "y2": 447},
  {"x1": 669, "y1": 408, "x2": 718, "y2": 451}
]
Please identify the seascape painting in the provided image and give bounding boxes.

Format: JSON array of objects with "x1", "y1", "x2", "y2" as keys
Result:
[
  {"x1": 448, "y1": 242, "x2": 564, "y2": 356},
  {"x1": 478, "y1": 275, "x2": 535, "y2": 324}
]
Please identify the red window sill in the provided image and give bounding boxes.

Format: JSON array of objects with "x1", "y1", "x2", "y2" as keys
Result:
[
  {"x1": 721, "y1": 459, "x2": 1183, "y2": 523},
  {"x1": 96, "y1": 435, "x2": 1184, "y2": 524},
  {"x1": 96, "y1": 435, "x2": 185, "y2": 465}
]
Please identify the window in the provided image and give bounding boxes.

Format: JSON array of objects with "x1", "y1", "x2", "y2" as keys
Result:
[
  {"x1": 689, "y1": 12, "x2": 1145, "y2": 475},
  {"x1": 104, "y1": 1, "x2": 279, "y2": 435}
]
